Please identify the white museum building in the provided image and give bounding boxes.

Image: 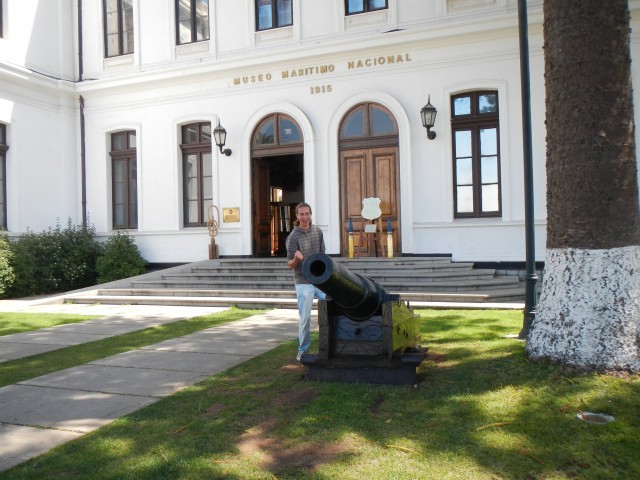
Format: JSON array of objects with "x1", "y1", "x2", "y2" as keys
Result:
[{"x1": 1, "y1": 0, "x2": 639, "y2": 266}]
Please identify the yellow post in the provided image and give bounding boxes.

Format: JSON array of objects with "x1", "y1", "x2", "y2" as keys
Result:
[
  {"x1": 386, "y1": 218, "x2": 393, "y2": 258},
  {"x1": 348, "y1": 217, "x2": 355, "y2": 258},
  {"x1": 348, "y1": 233, "x2": 355, "y2": 258}
]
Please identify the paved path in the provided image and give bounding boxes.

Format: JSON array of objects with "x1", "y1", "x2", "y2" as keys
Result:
[
  {"x1": 0, "y1": 304, "x2": 233, "y2": 363},
  {"x1": 0, "y1": 302, "x2": 302, "y2": 473}
]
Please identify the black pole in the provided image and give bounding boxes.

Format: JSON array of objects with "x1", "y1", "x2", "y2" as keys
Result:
[
  {"x1": 77, "y1": 0, "x2": 83, "y2": 82},
  {"x1": 78, "y1": 2, "x2": 86, "y2": 227},
  {"x1": 518, "y1": 0, "x2": 538, "y2": 339},
  {"x1": 79, "y1": 95, "x2": 87, "y2": 228}
]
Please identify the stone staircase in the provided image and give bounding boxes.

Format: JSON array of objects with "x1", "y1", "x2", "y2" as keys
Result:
[{"x1": 63, "y1": 256, "x2": 528, "y2": 309}]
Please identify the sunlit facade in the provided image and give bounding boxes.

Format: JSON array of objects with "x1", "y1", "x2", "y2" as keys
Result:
[{"x1": 1, "y1": 0, "x2": 639, "y2": 264}]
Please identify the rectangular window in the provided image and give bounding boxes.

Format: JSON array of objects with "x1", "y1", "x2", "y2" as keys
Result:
[
  {"x1": 256, "y1": 0, "x2": 292, "y2": 31},
  {"x1": 345, "y1": 0, "x2": 388, "y2": 15},
  {"x1": 0, "y1": 124, "x2": 7, "y2": 229},
  {"x1": 110, "y1": 131, "x2": 138, "y2": 229},
  {"x1": 176, "y1": 0, "x2": 210, "y2": 45},
  {"x1": 451, "y1": 91, "x2": 501, "y2": 218},
  {"x1": 181, "y1": 123, "x2": 212, "y2": 226},
  {"x1": 103, "y1": 0, "x2": 134, "y2": 57}
]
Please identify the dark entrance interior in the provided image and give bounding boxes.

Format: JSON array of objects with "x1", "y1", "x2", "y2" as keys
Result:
[{"x1": 251, "y1": 154, "x2": 304, "y2": 257}]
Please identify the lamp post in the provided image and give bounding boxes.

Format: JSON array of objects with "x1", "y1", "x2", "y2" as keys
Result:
[{"x1": 517, "y1": 0, "x2": 538, "y2": 339}]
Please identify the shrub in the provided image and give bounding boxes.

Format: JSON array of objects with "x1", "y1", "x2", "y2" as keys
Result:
[
  {"x1": 58, "y1": 220, "x2": 102, "y2": 291},
  {"x1": 5, "y1": 220, "x2": 102, "y2": 298},
  {"x1": 96, "y1": 230, "x2": 147, "y2": 283},
  {"x1": 8, "y1": 228, "x2": 62, "y2": 297},
  {"x1": 0, "y1": 233, "x2": 15, "y2": 297}
]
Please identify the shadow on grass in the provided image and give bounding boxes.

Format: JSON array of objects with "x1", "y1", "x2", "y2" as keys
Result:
[{"x1": 4, "y1": 309, "x2": 640, "y2": 480}]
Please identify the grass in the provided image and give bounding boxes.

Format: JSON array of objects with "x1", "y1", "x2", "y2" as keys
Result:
[
  {"x1": 2, "y1": 308, "x2": 639, "y2": 479},
  {"x1": 0, "y1": 307, "x2": 263, "y2": 388},
  {"x1": 0, "y1": 312, "x2": 99, "y2": 336}
]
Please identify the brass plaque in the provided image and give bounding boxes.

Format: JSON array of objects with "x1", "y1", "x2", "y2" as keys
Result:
[{"x1": 223, "y1": 208, "x2": 240, "y2": 223}]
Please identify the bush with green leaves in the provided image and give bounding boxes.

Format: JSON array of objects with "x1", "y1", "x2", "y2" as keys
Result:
[
  {"x1": 6, "y1": 220, "x2": 103, "y2": 298},
  {"x1": 96, "y1": 230, "x2": 147, "y2": 284},
  {"x1": 0, "y1": 233, "x2": 15, "y2": 296}
]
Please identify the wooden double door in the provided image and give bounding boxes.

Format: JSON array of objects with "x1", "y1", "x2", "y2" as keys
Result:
[{"x1": 340, "y1": 146, "x2": 401, "y2": 257}]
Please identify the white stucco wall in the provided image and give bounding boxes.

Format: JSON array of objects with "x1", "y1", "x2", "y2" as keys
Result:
[
  {"x1": 74, "y1": 0, "x2": 550, "y2": 263},
  {"x1": 0, "y1": 0, "x2": 78, "y2": 233}
]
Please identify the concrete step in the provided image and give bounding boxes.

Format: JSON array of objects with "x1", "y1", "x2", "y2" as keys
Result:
[
  {"x1": 62, "y1": 256, "x2": 529, "y2": 307},
  {"x1": 130, "y1": 275, "x2": 517, "y2": 292},
  {"x1": 64, "y1": 288, "x2": 526, "y2": 308},
  {"x1": 193, "y1": 258, "x2": 470, "y2": 273},
  {"x1": 152, "y1": 268, "x2": 497, "y2": 284}
]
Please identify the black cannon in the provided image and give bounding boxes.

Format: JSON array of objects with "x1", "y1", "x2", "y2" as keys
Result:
[{"x1": 300, "y1": 253, "x2": 427, "y2": 385}]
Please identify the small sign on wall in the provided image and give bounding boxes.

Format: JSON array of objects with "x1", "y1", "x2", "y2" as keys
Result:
[{"x1": 223, "y1": 208, "x2": 240, "y2": 223}]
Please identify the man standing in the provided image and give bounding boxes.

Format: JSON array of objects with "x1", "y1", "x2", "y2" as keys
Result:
[{"x1": 286, "y1": 202, "x2": 326, "y2": 362}]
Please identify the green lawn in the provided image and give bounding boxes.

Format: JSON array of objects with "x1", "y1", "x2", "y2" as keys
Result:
[
  {"x1": 0, "y1": 307, "x2": 262, "y2": 388},
  {"x1": 0, "y1": 312, "x2": 99, "y2": 336},
  {"x1": 3, "y1": 309, "x2": 639, "y2": 479}
]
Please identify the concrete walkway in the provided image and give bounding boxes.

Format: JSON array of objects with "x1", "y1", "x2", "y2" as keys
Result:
[
  {"x1": 0, "y1": 302, "x2": 302, "y2": 473},
  {"x1": 0, "y1": 304, "x2": 233, "y2": 363}
]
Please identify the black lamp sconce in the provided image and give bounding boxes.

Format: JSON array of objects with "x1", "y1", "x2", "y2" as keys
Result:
[
  {"x1": 420, "y1": 95, "x2": 438, "y2": 140},
  {"x1": 213, "y1": 120, "x2": 232, "y2": 156}
]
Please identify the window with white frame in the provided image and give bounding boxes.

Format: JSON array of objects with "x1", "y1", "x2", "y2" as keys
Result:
[
  {"x1": 103, "y1": 0, "x2": 134, "y2": 57},
  {"x1": 176, "y1": 0, "x2": 210, "y2": 45},
  {"x1": 345, "y1": 0, "x2": 388, "y2": 15},
  {"x1": 180, "y1": 122, "x2": 212, "y2": 226},
  {"x1": 110, "y1": 131, "x2": 138, "y2": 229},
  {"x1": 451, "y1": 91, "x2": 502, "y2": 218},
  {"x1": 255, "y1": 0, "x2": 293, "y2": 31}
]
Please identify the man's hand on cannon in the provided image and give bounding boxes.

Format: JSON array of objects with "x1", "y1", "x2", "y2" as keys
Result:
[{"x1": 288, "y1": 250, "x2": 304, "y2": 269}]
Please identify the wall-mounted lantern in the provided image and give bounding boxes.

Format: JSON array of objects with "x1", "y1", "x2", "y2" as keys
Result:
[
  {"x1": 420, "y1": 95, "x2": 438, "y2": 140},
  {"x1": 213, "y1": 120, "x2": 232, "y2": 156}
]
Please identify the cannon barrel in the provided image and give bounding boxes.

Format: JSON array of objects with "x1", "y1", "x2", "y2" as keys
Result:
[{"x1": 302, "y1": 253, "x2": 387, "y2": 321}]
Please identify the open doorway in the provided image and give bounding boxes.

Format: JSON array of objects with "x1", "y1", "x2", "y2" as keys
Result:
[
  {"x1": 250, "y1": 113, "x2": 305, "y2": 257},
  {"x1": 252, "y1": 154, "x2": 304, "y2": 256}
]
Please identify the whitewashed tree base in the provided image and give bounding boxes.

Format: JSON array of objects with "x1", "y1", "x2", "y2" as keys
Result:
[{"x1": 526, "y1": 246, "x2": 640, "y2": 372}]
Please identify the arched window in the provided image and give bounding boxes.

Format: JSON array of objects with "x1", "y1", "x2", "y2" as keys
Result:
[
  {"x1": 252, "y1": 114, "x2": 303, "y2": 155},
  {"x1": 339, "y1": 103, "x2": 398, "y2": 149}
]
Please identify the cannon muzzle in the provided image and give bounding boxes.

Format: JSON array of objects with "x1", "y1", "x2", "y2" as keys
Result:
[{"x1": 302, "y1": 253, "x2": 387, "y2": 321}]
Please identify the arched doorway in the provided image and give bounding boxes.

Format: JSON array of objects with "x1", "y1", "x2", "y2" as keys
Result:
[
  {"x1": 251, "y1": 113, "x2": 304, "y2": 257},
  {"x1": 339, "y1": 102, "x2": 401, "y2": 256}
]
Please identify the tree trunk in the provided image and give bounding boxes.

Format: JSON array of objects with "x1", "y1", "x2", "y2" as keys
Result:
[{"x1": 526, "y1": 0, "x2": 640, "y2": 371}]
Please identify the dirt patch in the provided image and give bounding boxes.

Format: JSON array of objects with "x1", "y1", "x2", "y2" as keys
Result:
[
  {"x1": 204, "y1": 403, "x2": 225, "y2": 416},
  {"x1": 561, "y1": 365, "x2": 640, "y2": 380},
  {"x1": 265, "y1": 441, "x2": 353, "y2": 473},
  {"x1": 427, "y1": 352, "x2": 447, "y2": 363},
  {"x1": 280, "y1": 363, "x2": 303, "y2": 372},
  {"x1": 237, "y1": 422, "x2": 353, "y2": 473},
  {"x1": 597, "y1": 370, "x2": 639, "y2": 380},
  {"x1": 368, "y1": 394, "x2": 386, "y2": 414},
  {"x1": 235, "y1": 387, "x2": 354, "y2": 473},
  {"x1": 273, "y1": 387, "x2": 318, "y2": 409},
  {"x1": 237, "y1": 420, "x2": 279, "y2": 456}
]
